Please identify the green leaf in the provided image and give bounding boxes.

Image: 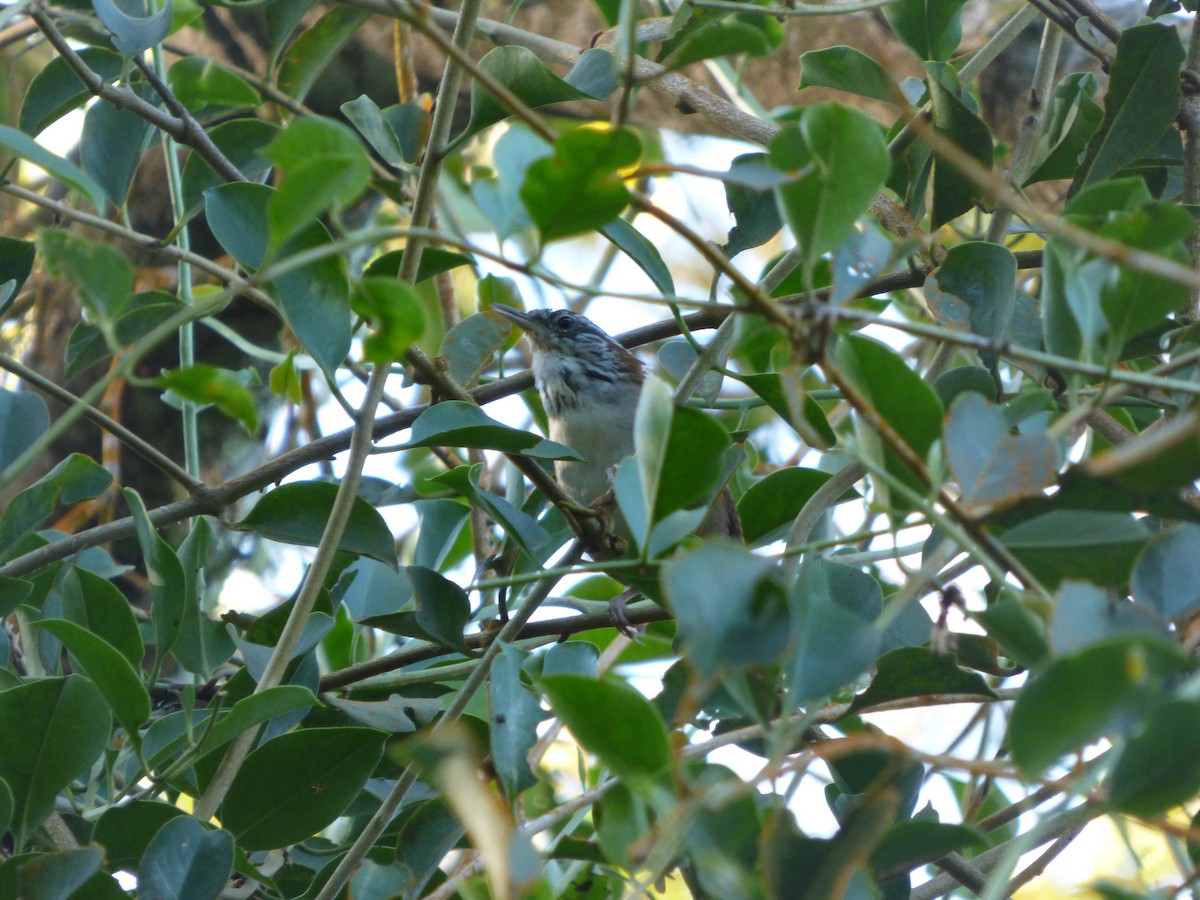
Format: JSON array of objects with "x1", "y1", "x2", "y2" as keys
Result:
[
  {"x1": 156, "y1": 365, "x2": 258, "y2": 434},
  {"x1": 174, "y1": 518, "x2": 235, "y2": 678},
  {"x1": 19, "y1": 48, "x2": 123, "y2": 136},
  {"x1": 490, "y1": 645, "x2": 545, "y2": 797},
  {"x1": 600, "y1": 218, "x2": 675, "y2": 296},
  {"x1": 0, "y1": 388, "x2": 48, "y2": 474},
  {"x1": 1010, "y1": 637, "x2": 1186, "y2": 776},
  {"x1": 799, "y1": 46, "x2": 898, "y2": 104},
  {"x1": 458, "y1": 46, "x2": 608, "y2": 144},
  {"x1": 403, "y1": 565, "x2": 470, "y2": 651},
  {"x1": 831, "y1": 221, "x2": 893, "y2": 304},
  {"x1": 737, "y1": 466, "x2": 856, "y2": 545},
  {"x1": 59, "y1": 571, "x2": 142, "y2": 672},
  {"x1": 0, "y1": 455, "x2": 112, "y2": 564},
  {"x1": 204, "y1": 182, "x2": 350, "y2": 377},
  {"x1": 884, "y1": 0, "x2": 969, "y2": 61},
  {"x1": 81, "y1": 93, "x2": 157, "y2": 207},
  {"x1": 722, "y1": 153, "x2": 784, "y2": 258},
  {"x1": 221, "y1": 727, "x2": 387, "y2": 850},
  {"x1": 440, "y1": 313, "x2": 509, "y2": 388},
  {"x1": 1025, "y1": 73, "x2": 1104, "y2": 186},
  {"x1": 17, "y1": 846, "x2": 104, "y2": 900},
  {"x1": 341, "y1": 94, "x2": 413, "y2": 168},
  {"x1": 432, "y1": 465, "x2": 550, "y2": 558},
  {"x1": 928, "y1": 241, "x2": 1017, "y2": 369},
  {"x1": 633, "y1": 376, "x2": 730, "y2": 530},
  {"x1": 196, "y1": 687, "x2": 317, "y2": 757},
  {"x1": 944, "y1": 393, "x2": 1057, "y2": 507},
  {"x1": 37, "y1": 230, "x2": 133, "y2": 331},
  {"x1": 181, "y1": 119, "x2": 278, "y2": 212},
  {"x1": 970, "y1": 593, "x2": 1050, "y2": 669},
  {"x1": 268, "y1": 350, "x2": 303, "y2": 404},
  {"x1": 731, "y1": 371, "x2": 837, "y2": 449},
  {"x1": 364, "y1": 247, "x2": 475, "y2": 284},
  {"x1": 405, "y1": 400, "x2": 582, "y2": 460},
  {"x1": 0, "y1": 237, "x2": 34, "y2": 317},
  {"x1": 927, "y1": 64, "x2": 994, "y2": 228},
  {"x1": 0, "y1": 676, "x2": 112, "y2": 847},
  {"x1": 124, "y1": 488, "x2": 186, "y2": 658},
  {"x1": 1073, "y1": 24, "x2": 1185, "y2": 191},
  {"x1": 64, "y1": 293, "x2": 186, "y2": 379},
  {"x1": 167, "y1": 57, "x2": 260, "y2": 111},
  {"x1": 834, "y1": 334, "x2": 943, "y2": 511},
  {"x1": 769, "y1": 103, "x2": 890, "y2": 270},
  {"x1": 1131, "y1": 524, "x2": 1200, "y2": 620},
  {"x1": 787, "y1": 559, "x2": 882, "y2": 705},
  {"x1": 235, "y1": 481, "x2": 397, "y2": 568},
  {"x1": 540, "y1": 675, "x2": 670, "y2": 789},
  {"x1": 665, "y1": 18, "x2": 776, "y2": 69},
  {"x1": 352, "y1": 277, "x2": 426, "y2": 364},
  {"x1": 870, "y1": 821, "x2": 988, "y2": 874},
  {"x1": 91, "y1": 0, "x2": 172, "y2": 54},
  {"x1": 662, "y1": 542, "x2": 789, "y2": 676},
  {"x1": 521, "y1": 127, "x2": 640, "y2": 244},
  {"x1": 847, "y1": 647, "x2": 996, "y2": 715},
  {"x1": 38, "y1": 619, "x2": 151, "y2": 737},
  {"x1": 263, "y1": 118, "x2": 372, "y2": 248},
  {"x1": 933, "y1": 366, "x2": 999, "y2": 407},
  {"x1": 93, "y1": 802, "x2": 184, "y2": 871},
  {"x1": 0, "y1": 780, "x2": 12, "y2": 840},
  {"x1": 138, "y1": 817, "x2": 234, "y2": 900},
  {"x1": 1051, "y1": 581, "x2": 1169, "y2": 664},
  {"x1": 275, "y1": 6, "x2": 372, "y2": 102},
  {"x1": 326, "y1": 695, "x2": 437, "y2": 733},
  {"x1": 999, "y1": 511, "x2": 1150, "y2": 590},
  {"x1": 1108, "y1": 700, "x2": 1200, "y2": 817},
  {"x1": 1042, "y1": 179, "x2": 1191, "y2": 364},
  {"x1": 0, "y1": 125, "x2": 107, "y2": 212},
  {"x1": 658, "y1": 339, "x2": 723, "y2": 405}
]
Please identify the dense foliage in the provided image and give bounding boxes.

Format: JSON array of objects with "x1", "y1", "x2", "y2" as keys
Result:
[{"x1": 2, "y1": 0, "x2": 1200, "y2": 896}]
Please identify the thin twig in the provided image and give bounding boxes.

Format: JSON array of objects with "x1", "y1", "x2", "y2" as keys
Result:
[
  {"x1": 0, "y1": 354, "x2": 202, "y2": 493},
  {"x1": 29, "y1": 7, "x2": 246, "y2": 184}
]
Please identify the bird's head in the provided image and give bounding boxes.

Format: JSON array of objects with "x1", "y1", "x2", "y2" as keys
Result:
[{"x1": 491, "y1": 305, "x2": 644, "y2": 412}]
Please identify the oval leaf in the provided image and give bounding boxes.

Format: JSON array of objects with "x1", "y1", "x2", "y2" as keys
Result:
[{"x1": 221, "y1": 727, "x2": 387, "y2": 850}]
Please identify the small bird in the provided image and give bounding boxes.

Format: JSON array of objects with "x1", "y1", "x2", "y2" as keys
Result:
[{"x1": 492, "y1": 305, "x2": 741, "y2": 628}]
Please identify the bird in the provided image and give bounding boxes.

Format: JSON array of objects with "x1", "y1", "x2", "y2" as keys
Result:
[{"x1": 491, "y1": 304, "x2": 742, "y2": 631}]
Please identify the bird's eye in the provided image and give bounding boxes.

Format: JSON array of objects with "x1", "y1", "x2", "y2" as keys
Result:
[{"x1": 553, "y1": 313, "x2": 574, "y2": 333}]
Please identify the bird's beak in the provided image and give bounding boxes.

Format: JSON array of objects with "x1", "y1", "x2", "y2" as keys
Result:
[{"x1": 491, "y1": 304, "x2": 548, "y2": 340}]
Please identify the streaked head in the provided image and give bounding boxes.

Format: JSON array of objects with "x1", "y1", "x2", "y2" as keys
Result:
[{"x1": 491, "y1": 305, "x2": 644, "y2": 413}]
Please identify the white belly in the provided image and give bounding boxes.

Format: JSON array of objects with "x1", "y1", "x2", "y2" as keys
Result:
[{"x1": 549, "y1": 390, "x2": 638, "y2": 504}]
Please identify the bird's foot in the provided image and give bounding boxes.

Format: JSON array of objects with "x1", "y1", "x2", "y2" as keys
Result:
[{"x1": 608, "y1": 589, "x2": 644, "y2": 641}]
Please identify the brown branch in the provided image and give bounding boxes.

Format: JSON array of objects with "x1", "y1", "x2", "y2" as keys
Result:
[
  {"x1": 319, "y1": 601, "x2": 672, "y2": 691},
  {"x1": 30, "y1": 7, "x2": 246, "y2": 184},
  {"x1": 0, "y1": 354, "x2": 202, "y2": 493}
]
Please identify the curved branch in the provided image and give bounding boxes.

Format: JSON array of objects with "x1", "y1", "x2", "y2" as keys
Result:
[{"x1": 30, "y1": 7, "x2": 246, "y2": 184}]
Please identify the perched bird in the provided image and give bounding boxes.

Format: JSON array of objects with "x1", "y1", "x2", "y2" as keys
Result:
[{"x1": 492, "y1": 305, "x2": 742, "y2": 628}]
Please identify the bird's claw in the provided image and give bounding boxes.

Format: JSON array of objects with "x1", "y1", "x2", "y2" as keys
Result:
[{"x1": 608, "y1": 589, "x2": 643, "y2": 642}]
